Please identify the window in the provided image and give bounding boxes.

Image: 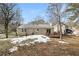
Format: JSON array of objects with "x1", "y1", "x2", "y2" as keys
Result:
[
  {"x1": 25, "y1": 28, "x2": 26, "y2": 32},
  {"x1": 22, "y1": 28, "x2": 23, "y2": 32},
  {"x1": 37, "y1": 29, "x2": 39, "y2": 31},
  {"x1": 46, "y1": 29, "x2": 51, "y2": 35}
]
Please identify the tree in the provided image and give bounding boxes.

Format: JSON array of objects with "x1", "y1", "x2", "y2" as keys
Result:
[
  {"x1": 47, "y1": 3, "x2": 68, "y2": 40},
  {"x1": 10, "y1": 8, "x2": 23, "y2": 36},
  {"x1": 0, "y1": 3, "x2": 17, "y2": 38},
  {"x1": 0, "y1": 12, "x2": 5, "y2": 33},
  {"x1": 66, "y1": 3, "x2": 79, "y2": 28},
  {"x1": 28, "y1": 16, "x2": 48, "y2": 24}
]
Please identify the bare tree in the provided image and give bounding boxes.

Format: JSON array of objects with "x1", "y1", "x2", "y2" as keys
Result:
[
  {"x1": 10, "y1": 8, "x2": 23, "y2": 36},
  {"x1": 47, "y1": 3, "x2": 68, "y2": 40},
  {"x1": 28, "y1": 16, "x2": 48, "y2": 24},
  {"x1": 0, "y1": 3, "x2": 17, "y2": 38}
]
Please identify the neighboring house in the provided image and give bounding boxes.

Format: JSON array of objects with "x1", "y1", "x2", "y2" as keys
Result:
[
  {"x1": 17, "y1": 24, "x2": 54, "y2": 36},
  {"x1": 17, "y1": 23, "x2": 68, "y2": 36},
  {"x1": 53, "y1": 23, "x2": 68, "y2": 34}
]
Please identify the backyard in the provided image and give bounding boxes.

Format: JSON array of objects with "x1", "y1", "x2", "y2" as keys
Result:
[
  {"x1": 0, "y1": 3, "x2": 79, "y2": 56},
  {"x1": 0, "y1": 35, "x2": 79, "y2": 56}
]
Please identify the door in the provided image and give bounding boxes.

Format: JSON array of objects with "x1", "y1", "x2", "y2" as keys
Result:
[{"x1": 46, "y1": 29, "x2": 51, "y2": 35}]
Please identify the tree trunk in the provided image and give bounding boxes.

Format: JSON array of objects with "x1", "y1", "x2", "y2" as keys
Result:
[
  {"x1": 5, "y1": 20, "x2": 8, "y2": 38},
  {"x1": 5, "y1": 24, "x2": 8, "y2": 38},
  {"x1": 59, "y1": 22, "x2": 62, "y2": 40},
  {"x1": 59, "y1": 16, "x2": 62, "y2": 40},
  {"x1": 15, "y1": 29, "x2": 18, "y2": 36}
]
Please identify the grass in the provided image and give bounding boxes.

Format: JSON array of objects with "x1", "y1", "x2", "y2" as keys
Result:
[
  {"x1": 7, "y1": 41, "x2": 79, "y2": 56},
  {"x1": 0, "y1": 35, "x2": 79, "y2": 56},
  {"x1": 0, "y1": 40, "x2": 14, "y2": 55},
  {"x1": 10, "y1": 36, "x2": 79, "y2": 56},
  {"x1": 0, "y1": 32, "x2": 18, "y2": 39},
  {"x1": 62, "y1": 35, "x2": 79, "y2": 44}
]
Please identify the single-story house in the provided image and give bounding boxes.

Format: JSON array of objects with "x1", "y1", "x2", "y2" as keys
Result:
[
  {"x1": 17, "y1": 23, "x2": 68, "y2": 36},
  {"x1": 17, "y1": 24, "x2": 54, "y2": 36}
]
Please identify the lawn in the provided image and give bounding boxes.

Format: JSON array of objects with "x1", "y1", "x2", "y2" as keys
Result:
[
  {"x1": 0, "y1": 40, "x2": 14, "y2": 56},
  {"x1": 0, "y1": 35, "x2": 79, "y2": 56},
  {"x1": 9, "y1": 38, "x2": 79, "y2": 56}
]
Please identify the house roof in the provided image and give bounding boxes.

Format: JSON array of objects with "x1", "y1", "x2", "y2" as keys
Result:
[{"x1": 18, "y1": 24, "x2": 53, "y2": 29}]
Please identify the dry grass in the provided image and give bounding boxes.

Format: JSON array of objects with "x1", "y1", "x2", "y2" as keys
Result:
[
  {"x1": 62, "y1": 35, "x2": 79, "y2": 44},
  {"x1": 5, "y1": 36, "x2": 79, "y2": 56},
  {"x1": 0, "y1": 40, "x2": 14, "y2": 56},
  {"x1": 8, "y1": 41, "x2": 79, "y2": 56},
  {"x1": 1, "y1": 35, "x2": 79, "y2": 56}
]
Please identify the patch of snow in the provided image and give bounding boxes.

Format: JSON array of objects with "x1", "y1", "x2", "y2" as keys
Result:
[
  {"x1": 11, "y1": 36, "x2": 27, "y2": 44},
  {"x1": 26, "y1": 35, "x2": 50, "y2": 43},
  {"x1": 10, "y1": 35, "x2": 50, "y2": 46},
  {"x1": 25, "y1": 43, "x2": 30, "y2": 45},
  {"x1": 58, "y1": 41, "x2": 69, "y2": 44},
  {"x1": 30, "y1": 42, "x2": 35, "y2": 44},
  {"x1": 19, "y1": 44, "x2": 26, "y2": 46},
  {"x1": 9, "y1": 46, "x2": 18, "y2": 52}
]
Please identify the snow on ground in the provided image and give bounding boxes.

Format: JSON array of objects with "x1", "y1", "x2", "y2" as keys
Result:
[
  {"x1": 11, "y1": 36, "x2": 27, "y2": 44},
  {"x1": 9, "y1": 46, "x2": 18, "y2": 52},
  {"x1": 8, "y1": 35, "x2": 50, "y2": 52},
  {"x1": 10, "y1": 35, "x2": 50, "y2": 45},
  {"x1": 58, "y1": 41, "x2": 69, "y2": 44},
  {"x1": 26, "y1": 35, "x2": 50, "y2": 43}
]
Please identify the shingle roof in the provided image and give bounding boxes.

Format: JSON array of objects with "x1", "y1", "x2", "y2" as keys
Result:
[{"x1": 18, "y1": 24, "x2": 53, "y2": 29}]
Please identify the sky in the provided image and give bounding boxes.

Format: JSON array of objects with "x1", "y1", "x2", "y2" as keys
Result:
[
  {"x1": 18, "y1": 3, "x2": 68, "y2": 24},
  {"x1": 18, "y1": 3, "x2": 48, "y2": 24}
]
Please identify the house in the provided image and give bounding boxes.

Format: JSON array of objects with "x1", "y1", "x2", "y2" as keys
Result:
[
  {"x1": 17, "y1": 24, "x2": 54, "y2": 36},
  {"x1": 53, "y1": 23, "x2": 68, "y2": 34},
  {"x1": 17, "y1": 23, "x2": 68, "y2": 36}
]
